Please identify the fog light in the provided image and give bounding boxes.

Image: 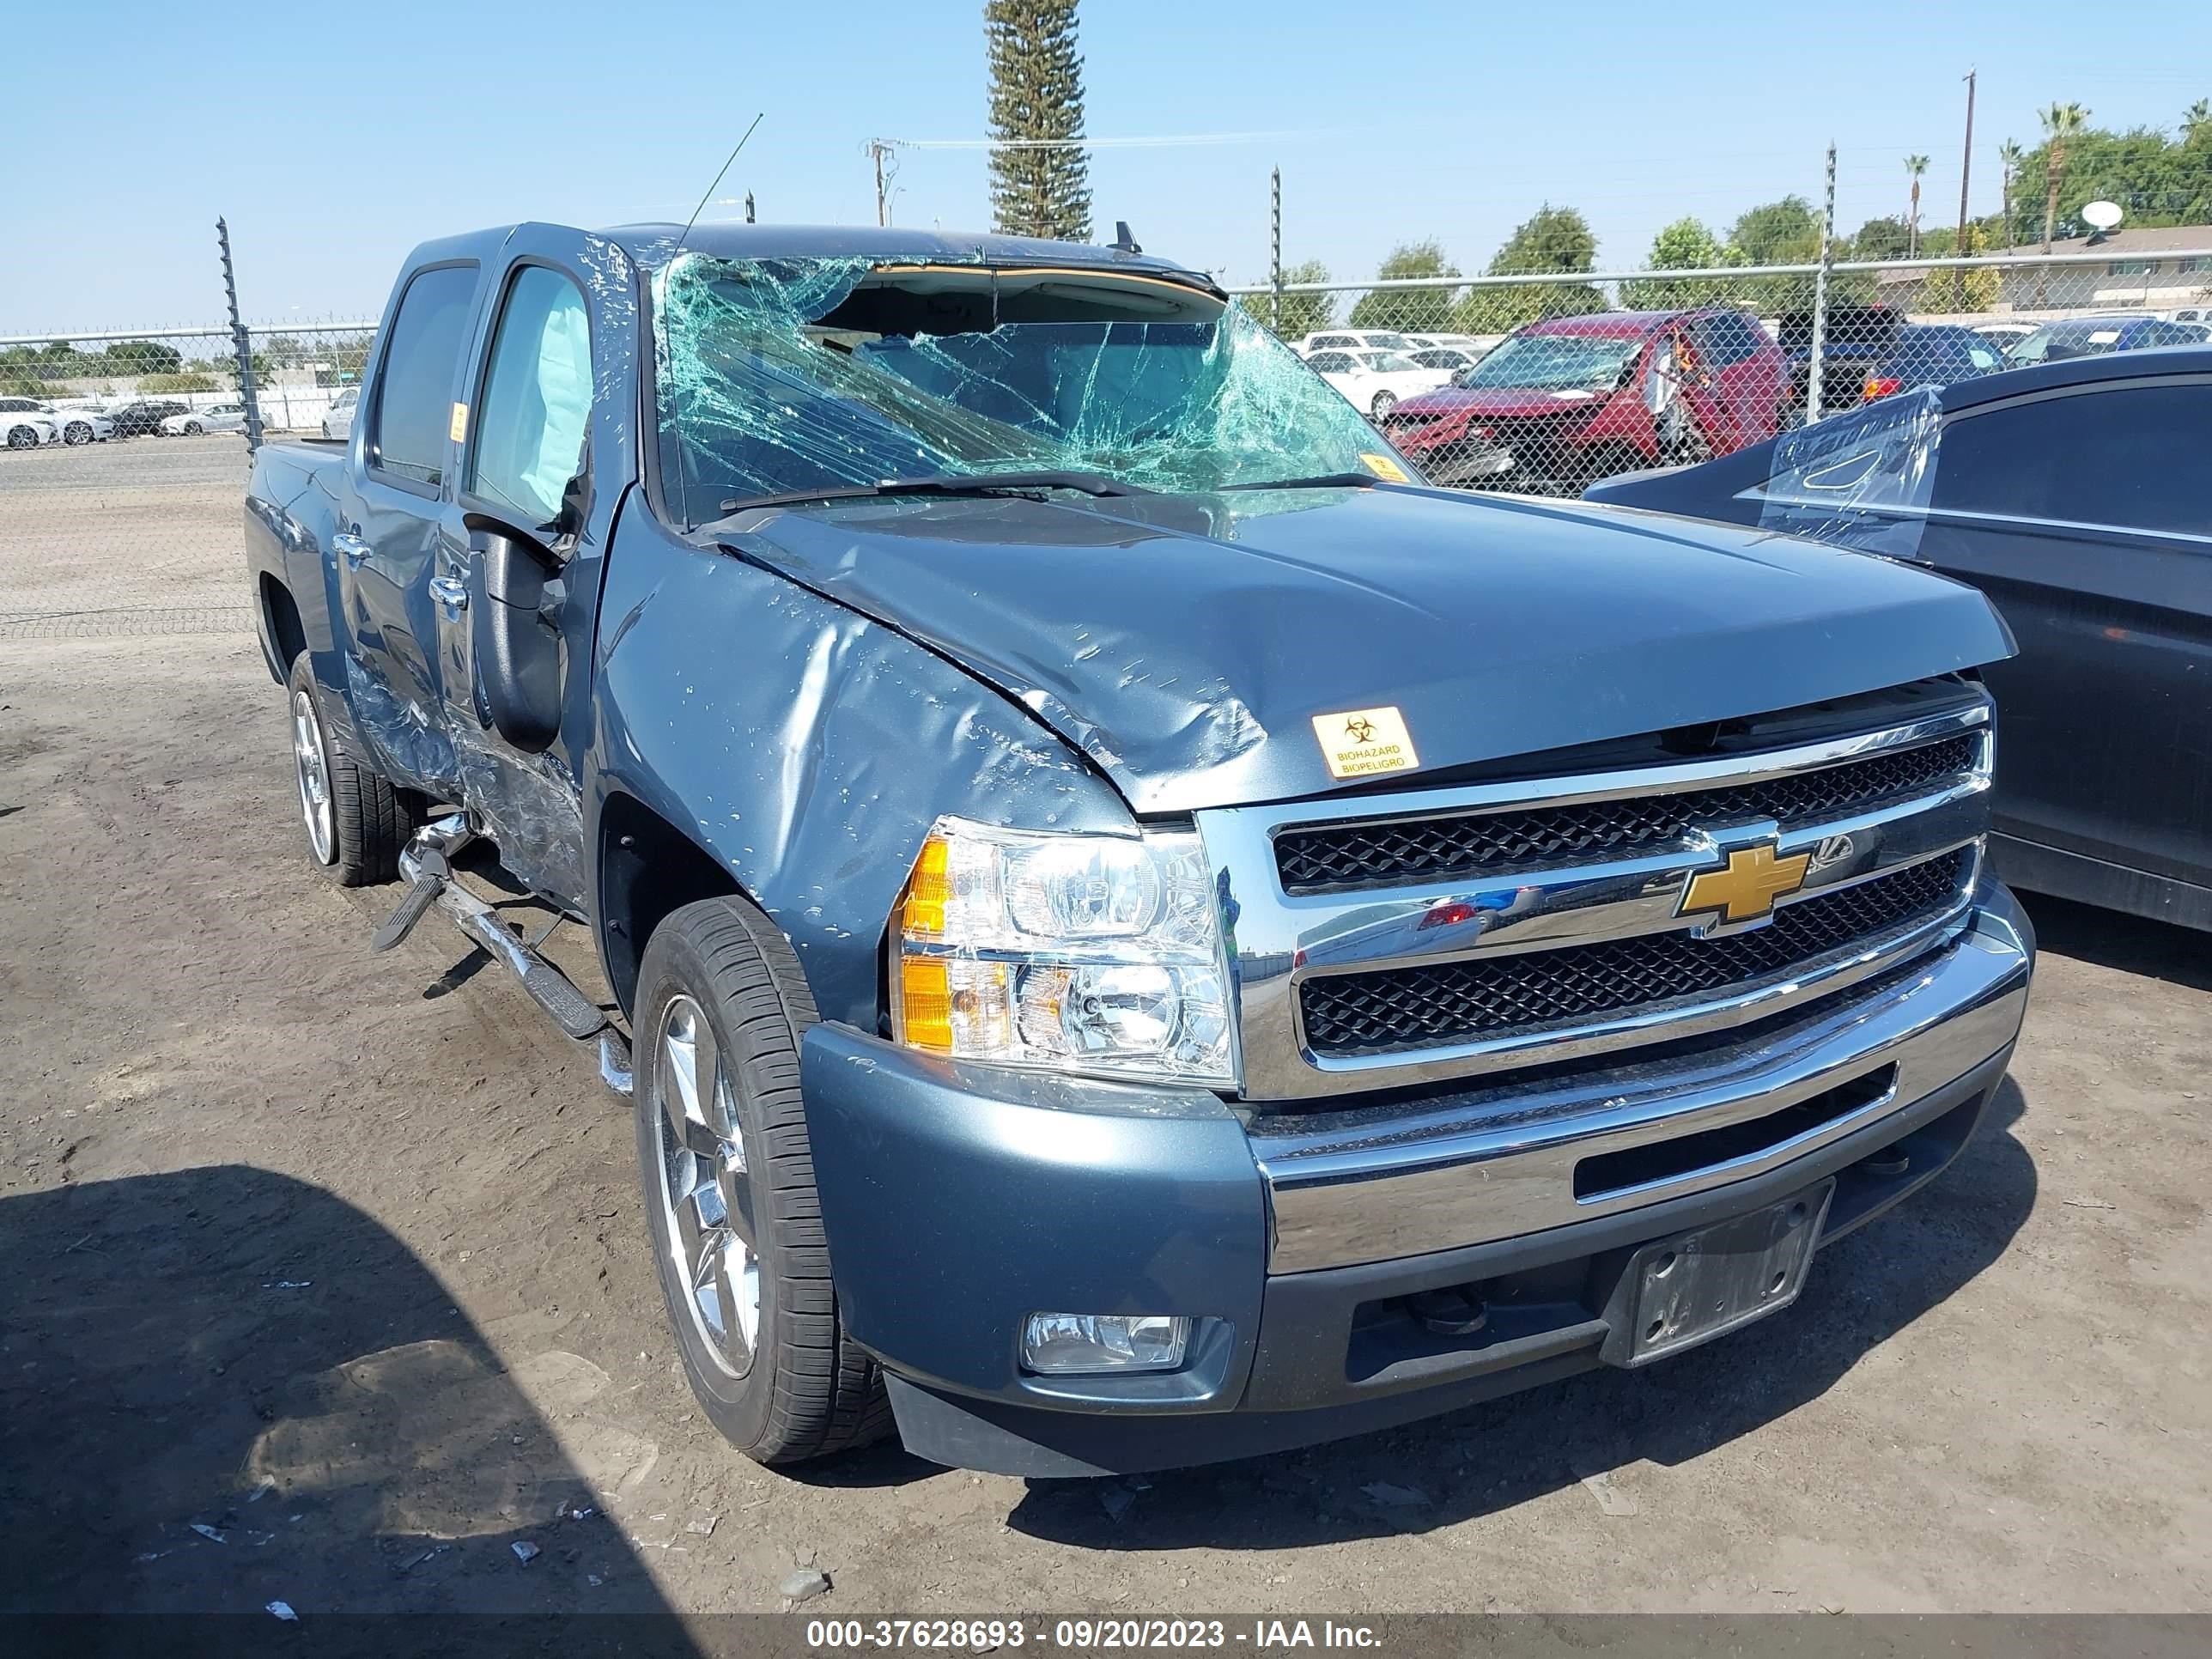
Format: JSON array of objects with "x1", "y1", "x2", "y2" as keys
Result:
[{"x1": 1020, "y1": 1313, "x2": 1189, "y2": 1375}]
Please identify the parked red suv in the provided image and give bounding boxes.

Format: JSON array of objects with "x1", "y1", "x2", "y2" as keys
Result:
[{"x1": 1378, "y1": 308, "x2": 1787, "y2": 495}]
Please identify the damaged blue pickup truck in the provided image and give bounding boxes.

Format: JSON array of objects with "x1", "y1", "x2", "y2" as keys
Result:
[{"x1": 245, "y1": 222, "x2": 2034, "y2": 1475}]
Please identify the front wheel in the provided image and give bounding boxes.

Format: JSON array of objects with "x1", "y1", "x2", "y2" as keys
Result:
[
  {"x1": 284, "y1": 653, "x2": 411, "y2": 885},
  {"x1": 1370, "y1": 390, "x2": 1398, "y2": 416},
  {"x1": 635, "y1": 897, "x2": 889, "y2": 1465},
  {"x1": 5, "y1": 425, "x2": 36, "y2": 451},
  {"x1": 183, "y1": 420, "x2": 204, "y2": 435}
]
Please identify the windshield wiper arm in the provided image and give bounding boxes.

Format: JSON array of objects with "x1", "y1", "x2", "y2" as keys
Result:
[
  {"x1": 712, "y1": 470, "x2": 1153, "y2": 520},
  {"x1": 1222, "y1": 471, "x2": 1386, "y2": 491}
]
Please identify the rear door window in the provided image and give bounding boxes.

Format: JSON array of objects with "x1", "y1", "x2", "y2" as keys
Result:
[
  {"x1": 1935, "y1": 382, "x2": 2211, "y2": 536},
  {"x1": 370, "y1": 264, "x2": 479, "y2": 488}
]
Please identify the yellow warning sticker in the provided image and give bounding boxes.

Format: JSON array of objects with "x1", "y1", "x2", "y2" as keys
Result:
[
  {"x1": 1358, "y1": 452, "x2": 1411, "y2": 483},
  {"x1": 1312, "y1": 705, "x2": 1420, "y2": 780},
  {"x1": 448, "y1": 401, "x2": 469, "y2": 444}
]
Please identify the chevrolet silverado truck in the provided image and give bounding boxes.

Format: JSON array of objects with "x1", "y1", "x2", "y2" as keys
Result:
[{"x1": 243, "y1": 221, "x2": 2035, "y2": 1476}]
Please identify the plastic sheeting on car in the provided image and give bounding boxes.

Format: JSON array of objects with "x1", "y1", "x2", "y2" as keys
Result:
[
  {"x1": 651, "y1": 252, "x2": 1399, "y2": 526},
  {"x1": 1741, "y1": 387, "x2": 1943, "y2": 562}
]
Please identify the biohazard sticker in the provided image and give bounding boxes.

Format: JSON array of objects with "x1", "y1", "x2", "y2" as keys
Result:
[{"x1": 1312, "y1": 705, "x2": 1419, "y2": 780}]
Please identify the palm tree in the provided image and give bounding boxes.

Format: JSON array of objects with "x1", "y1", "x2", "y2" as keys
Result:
[
  {"x1": 2039, "y1": 103, "x2": 2089, "y2": 253},
  {"x1": 2185, "y1": 100, "x2": 2210, "y2": 139},
  {"x1": 1997, "y1": 139, "x2": 2024, "y2": 249},
  {"x1": 2036, "y1": 103, "x2": 2089, "y2": 308},
  {"x1": 1905, "y1": 155, "x2": 1929, "y2": 257}
]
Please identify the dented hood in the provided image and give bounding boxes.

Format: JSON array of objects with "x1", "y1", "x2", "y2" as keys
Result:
[{"x1": 718, "y1": 485, "x2": 2014, "y2": 816}]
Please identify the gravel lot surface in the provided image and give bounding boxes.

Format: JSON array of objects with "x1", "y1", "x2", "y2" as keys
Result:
[{"x1": 2, "y1": 441, "x2": 2207, "y2": 1620}]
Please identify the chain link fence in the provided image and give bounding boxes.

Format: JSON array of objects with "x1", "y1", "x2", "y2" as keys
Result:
[
  {"x1": 1232, "y1": 249, "x2": 2212, "y2": 496},
  {"x1": 0, "y1": 320, "x2": 374, "y2": 641}
]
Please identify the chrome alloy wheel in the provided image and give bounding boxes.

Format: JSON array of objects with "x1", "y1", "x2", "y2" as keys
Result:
[
  {"x1": 290, "y1": 688, "x2": 335, "y2": 864},
  {"x1": 653, "y1": 993, "x2": 761, "y2": 1376}
]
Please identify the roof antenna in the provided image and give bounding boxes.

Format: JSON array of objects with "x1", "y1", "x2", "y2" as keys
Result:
[
  {"x1": 1111, "y1": 220, "x2": 1141, "y2": 254},
  {"x1": 678, "y1": 112, "x2": 766, "y2": 252}
]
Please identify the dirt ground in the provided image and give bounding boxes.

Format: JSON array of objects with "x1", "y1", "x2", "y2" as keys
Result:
[{"x1": 2, "y1": 441, "x2": 2209, "y2": 1621}]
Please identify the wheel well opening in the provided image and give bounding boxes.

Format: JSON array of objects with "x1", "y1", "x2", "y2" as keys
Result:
[
  {"x1": 260, "y1": 574, "x2": 307, "y2": 681},
  {"x1": 598, "y1": 793, "x2": 743, "y2": 1017}
]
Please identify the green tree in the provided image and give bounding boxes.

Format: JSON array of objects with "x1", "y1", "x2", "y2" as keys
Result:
[
  {"x1": 1920, "y1": 222, "x2": 2003, "y2": 314},
  {"x1": 1347, "y1": 240, "x2": 1461, "y2": 331},
  {"x1": 1850, "y1": 216, "x2": 1911, "y2": 261},
  {"x1": 1996, "y1": 139, "x2": 2025, "y2": 247},
  {"x1": 1457, "y1": 205, "x2": 1605, "y2": 332},
  {"x1": 2183, "y1": 99, "x2": 2209, "y2": 140},
  {"x1": 2038, "y1": 102, "x2": 2090, "y2": 253},
  {"x1": 984, "y1": 0, "x2": 1091, "y2": 241},
  {"x1": 1905, "y1": 155, "x2": 1929, "y2": 255},
  {"x1": 100, "y1": 339, "x2": 183, "y2": 376},
  {"x1": 1728, "y1": 196, "x2": 1823, "y2": 264},
  {"x1": 1620, "y1": 217, "x2": 1734, "y2": 308},
  {"x1": 1244, "y1": 258, "x2": 1334, "y2": 338}
]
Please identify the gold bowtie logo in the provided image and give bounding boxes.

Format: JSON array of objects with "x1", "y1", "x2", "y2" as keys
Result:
[{"x1": 1679, "y1": 842, "x2": 1812, "y2": 925}]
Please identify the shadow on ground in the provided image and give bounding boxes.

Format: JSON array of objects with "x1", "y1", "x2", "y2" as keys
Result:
[
  {"x1": 2018, "y1": 890, "x2": 2212, "y2": 992},
  {"x1": 0, "y1": 1164, "x2": 697, "y2": 1636},
  {"x1": 1002, "y1": 1078, "x2": 2037, "y2": 1550}
]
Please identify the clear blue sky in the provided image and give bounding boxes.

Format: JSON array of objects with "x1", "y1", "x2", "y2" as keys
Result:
[{"x1": 4, "y1": 0, "x2": 2205, "y2": 329}]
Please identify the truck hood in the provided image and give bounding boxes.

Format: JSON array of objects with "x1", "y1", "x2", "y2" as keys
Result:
[{"x1": 717, "y1": 485, "x2": 2014, "y2": 816}]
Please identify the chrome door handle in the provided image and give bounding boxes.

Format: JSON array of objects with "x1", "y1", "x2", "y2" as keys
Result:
[
  {"x1": 428, "y1": 575, "x2": 470, "y2": 618},
  {"x1": 331, "y1": 532, "x2": 371, "y2": 568}
]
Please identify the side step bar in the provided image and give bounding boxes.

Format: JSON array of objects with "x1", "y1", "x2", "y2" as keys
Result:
[{"x1": 380, "y1": 815, "x2": 608, "y2": 1042}]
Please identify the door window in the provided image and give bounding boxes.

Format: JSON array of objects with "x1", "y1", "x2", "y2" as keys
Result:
[
  {"x1": 1934, "y1": 382, "x2": 2210, "y2": 536},
  {"x1": 369, "y1": 264, "x2": 479, "y2": 488},
  {"x1": 468, "y1": 266, "x2": 592, "y2": 527}
]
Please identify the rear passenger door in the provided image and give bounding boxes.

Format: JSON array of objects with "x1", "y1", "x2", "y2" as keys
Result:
[
  {"x1": 336, "y1": 260, "x2": 483, "y2": 787},
  {"x1": 1921, "y1": 374, "x2": 2212, "y2": 889}
]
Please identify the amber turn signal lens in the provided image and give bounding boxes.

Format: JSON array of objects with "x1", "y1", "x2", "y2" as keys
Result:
[
  {"x1": 900, "y1": 834, "x2": 951, "y2": 939},
  {"x1": 897, "y1": 956, "x2": 953, "y2": 1052}
]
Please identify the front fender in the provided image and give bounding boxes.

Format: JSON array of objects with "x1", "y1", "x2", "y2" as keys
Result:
[{"x1": 586, "y1": 512, "x2": 1134, "y2": 1028}]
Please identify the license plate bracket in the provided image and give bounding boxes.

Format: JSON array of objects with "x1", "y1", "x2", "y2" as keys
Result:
[{"x1": 1601, "y1": 1179, "x2": 1836, "y2": 1368}]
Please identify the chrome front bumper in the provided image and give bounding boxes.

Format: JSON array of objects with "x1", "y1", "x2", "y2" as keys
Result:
[{"x1": 1250, "y1": 884, "x2": 2033, "y2": 1273}]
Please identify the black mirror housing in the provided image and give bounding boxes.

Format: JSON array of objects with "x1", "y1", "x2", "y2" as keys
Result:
[{"x1": 465, "y1": 516, "x2": 563, "y2": 754}]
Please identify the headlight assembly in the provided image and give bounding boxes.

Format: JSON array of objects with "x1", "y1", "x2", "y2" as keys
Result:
[{"x1": 889, "y1": 817, "x2": 1235, "y2": 1088}]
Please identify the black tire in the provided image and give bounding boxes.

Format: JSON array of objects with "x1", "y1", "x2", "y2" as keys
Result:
[
  {"x1": 5, "y1": 425, "x2": 35, "y2": 451},
  {"x1": 64, "y1": 422, "x2": 93, "y2": 446},
  {"x1": 634, "y1": 896, "x2": 890, "y2": 1464},
  {"x1": 184, "y1": 420, "x2": 204, "y2": 435},
  {"x1": 1370, "y1": 390, "x2": 1398, "y2": 416},
  {"x1": 284, "y1": 652, "x2": 410, "y2": 885}
]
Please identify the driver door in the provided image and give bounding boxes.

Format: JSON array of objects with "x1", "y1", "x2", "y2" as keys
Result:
[{"x1": 429, "y1": 240, "x2": 603, "y2": 910}]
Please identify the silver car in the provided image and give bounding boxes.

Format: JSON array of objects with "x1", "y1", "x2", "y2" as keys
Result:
[
  {"x1": 160, "y1": 402, "x2": 250, "y2": 436},
  {"x1": 321, "y1": 386, "x2": 359, "y2": 441}
]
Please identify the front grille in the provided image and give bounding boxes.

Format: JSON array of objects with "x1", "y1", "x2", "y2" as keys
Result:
[
  {"x1": 1298, "y1": 849, "x2": 1971, "y2": 1058},
  {"x1": 1275, "y1": 732, "x2": 1977, "y2": 895}
]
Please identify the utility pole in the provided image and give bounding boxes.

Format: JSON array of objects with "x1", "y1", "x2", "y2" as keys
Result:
[
  {"x1": 867, "y1": 140, "x2": 890, "y2": 228},
  {"x1": 1807, "y1": 142, "x2": 1837, "y2": 426},
  {"x1": 1954, "y1": 68, "x2": 1978, "y2": 308},
  {"x1": 744, "y1": 190, "x2": 756, "y2": 225},
  {"x1": 1269, "y1": 166, "x2": 1283, "y2": 332}
]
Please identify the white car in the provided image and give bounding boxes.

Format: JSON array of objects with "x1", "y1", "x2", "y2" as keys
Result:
[
  {"x1": 321, "y1": 386, "x2": 359, "y2": 440},
  {"x1": 161, "y1": 402, "x2": 250, "y2": 436},
  {"x1": 1297, "y1": 329, "x2": 1415, "y2": 356},
  {"x1": 1972, "y1": 321, "x2": 2040, "y2": 350},
  {"x1": 0, "y1": 398, "x2": 58, "y2": 450},
  {"x1": 45, "y1": 401, "x2": 114, "y2": 445},
  {"x1": 1304, "y1": 348, "x2": 1454, "y2": 416}
]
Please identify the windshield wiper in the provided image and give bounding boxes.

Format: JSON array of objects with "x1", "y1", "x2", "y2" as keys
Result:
[
  {"x1": 712, "y1": 470, "x2": 1152, "y2": 520},
  {"x1": 1222, "y1": 471, "x2": 1386, "y2": 491}
]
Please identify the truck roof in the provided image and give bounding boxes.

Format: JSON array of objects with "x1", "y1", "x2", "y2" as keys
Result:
[{"x1": 588, "y1": 221, "x2": 1221, "y2": 292}]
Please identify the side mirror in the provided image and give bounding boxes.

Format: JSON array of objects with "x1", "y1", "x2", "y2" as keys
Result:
[{"x1": 465, "y1": 514, "x2": 563, "y2": 753}]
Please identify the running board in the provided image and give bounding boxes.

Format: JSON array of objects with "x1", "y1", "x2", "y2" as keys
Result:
[{"x1": 390, "y1": 817, "x2": 607, "y2": 1042}]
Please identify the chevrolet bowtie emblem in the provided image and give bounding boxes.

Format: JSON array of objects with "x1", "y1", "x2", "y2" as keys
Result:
[{"x1": 1678, "y1": 842, "x2": 1812, "y2": 925}]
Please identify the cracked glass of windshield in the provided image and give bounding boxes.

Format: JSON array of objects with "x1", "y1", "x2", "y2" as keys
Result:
[{"x1": 653, "y1": 256, "x2": 1408, "y2": 523}]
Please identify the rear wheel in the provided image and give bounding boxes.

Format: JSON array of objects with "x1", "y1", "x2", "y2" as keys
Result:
[
  {"x1": 1370, "y1": 390, "x2": 1398, "y2": 416},
  {"x1": 284, "y1": 652, "x2": 410, "y2": 885},
  {"x1": 635, "y1": 896, "x2": 890, "y2": 1464},
  {"x1": 64, "y1": 422, "x2": 93, "y2": 446}
]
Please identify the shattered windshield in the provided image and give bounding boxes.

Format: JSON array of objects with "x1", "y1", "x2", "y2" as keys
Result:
[
  {"x1": 653, "y1": 254, "x2": 1406, "y2": 523},
  {"x1": 1459, "y1": 332, "x2": 1644, "y2": 392}
]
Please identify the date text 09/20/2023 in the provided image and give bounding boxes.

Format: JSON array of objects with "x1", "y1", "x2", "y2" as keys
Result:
[{"x1": 805, "y1": 1618, "x2": 1384, "y2": 1650}]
